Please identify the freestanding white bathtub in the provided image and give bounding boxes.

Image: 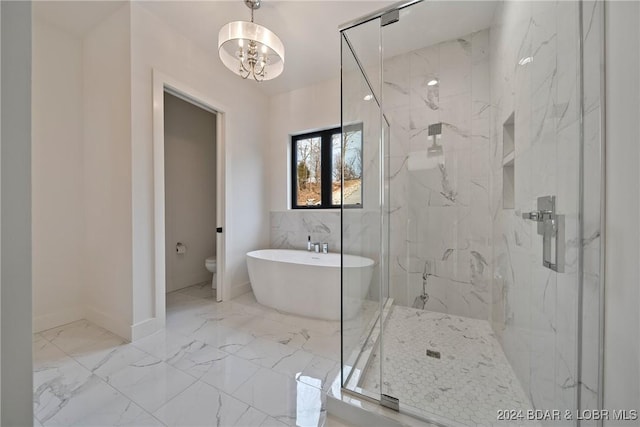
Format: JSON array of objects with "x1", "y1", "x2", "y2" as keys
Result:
[{"x1": 246, "y1": 249, "x2": 374, "y2": 321}]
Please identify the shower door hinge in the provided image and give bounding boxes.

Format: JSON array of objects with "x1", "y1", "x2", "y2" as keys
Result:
[
  {"x1": 381, "y1": 394, "x2": 400, "y2": 412},
  {"x1": 381, "y1": 10, "x2": 399, "y2": 26}
]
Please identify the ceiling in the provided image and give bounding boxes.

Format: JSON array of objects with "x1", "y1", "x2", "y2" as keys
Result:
[
  {"x1": 34, "y1": 1, "x2": 126, "y2": 38},
  {"x1": 137, "y1": 1, "x2": 395, "y2": 96},
  {"x1": 34, "y1": 1, "x2": 497, "y2": 97}
]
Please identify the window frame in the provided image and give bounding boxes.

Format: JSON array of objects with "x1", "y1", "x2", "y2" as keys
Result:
[{"x1": 290, "y1": 124, "x2": 363, "y2": 210}]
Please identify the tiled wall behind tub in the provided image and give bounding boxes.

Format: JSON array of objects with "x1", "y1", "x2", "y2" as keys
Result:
[{"x1": 270, "y1": 211, "x2": 341, "y2": 252}]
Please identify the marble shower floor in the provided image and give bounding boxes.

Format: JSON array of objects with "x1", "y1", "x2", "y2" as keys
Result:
[
  {"x1": 359, "y1": 306, "x2": 532, "y2": 427},
  {"x1": 33, "y1": 285, "x2": 347, "y2": 427}
]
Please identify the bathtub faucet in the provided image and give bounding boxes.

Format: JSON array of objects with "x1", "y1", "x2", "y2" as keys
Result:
[{"x1": 310, "y1": 242, "x2": 328, "y2": 253}]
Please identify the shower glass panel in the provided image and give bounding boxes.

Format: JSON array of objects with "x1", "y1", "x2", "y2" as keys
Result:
[
  {"x1": 340, "y1": 17, "x2": 386, "y2": 398},
  {"x1": 340, "y1": 0, "x2": 603, "y2": 425}
]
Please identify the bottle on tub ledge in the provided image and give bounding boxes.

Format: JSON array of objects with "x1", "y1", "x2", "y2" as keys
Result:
[{"x1": 307, "y1": 235, "x2": 312, "y2": 251}]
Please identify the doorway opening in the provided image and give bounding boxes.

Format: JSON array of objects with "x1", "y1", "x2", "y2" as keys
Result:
[
  {"x1": 163, "y1": 91, "x2": 219, "y2": 302},
  {"x1": 152, "y1": 71, "x2": 227, "y2": 330}
]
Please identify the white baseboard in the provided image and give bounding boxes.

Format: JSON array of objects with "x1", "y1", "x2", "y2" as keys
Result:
[
  {"x1": 131, "y1": 317, "x2": 163, "y2": 342},
  {"x1": 33, "y1": 306, "x2": 85, "y2": 333},
  {"x1": 230, "y1": 281, "x2": 252, "y2": 299},
  {"x1": 85, "y1": 305, "x2": 132, "y2": 341}
]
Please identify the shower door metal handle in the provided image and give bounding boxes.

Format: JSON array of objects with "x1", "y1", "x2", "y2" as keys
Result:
[{"x1": 522, "y1": 196, "x2": 564, "y2": 273}]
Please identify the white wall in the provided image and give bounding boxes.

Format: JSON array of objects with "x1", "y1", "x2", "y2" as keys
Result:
[
  {"x1": 83, "y1": 5, "x2": 133, "y2": 340},
  {"x1": 164, "y1": 92, "x2": 216, "y2": 293},
  {"x1": 32, "y1": 17, "x2": 85, "y2": 332},
  {"x1": 604, "y1": 0, "x2": 640, "y2": 416},
  {"x1": 268, "y1": 77, "x2": 340, "y2": 212},
  {"x1": 130, "y1": 4, "x2": 270, "y2": 330},
  {"x1": 1, "y1": 1, "x2": 33, "y2": 424}
]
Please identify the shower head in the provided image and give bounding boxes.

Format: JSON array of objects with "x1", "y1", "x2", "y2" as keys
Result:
[{"x1": 428, "y1": 123, "x2": 442, "y2": 136}]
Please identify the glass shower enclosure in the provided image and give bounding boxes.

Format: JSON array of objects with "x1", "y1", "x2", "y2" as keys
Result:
[{"x1": 340, "y1": 0, "x2": 604, "y2": 425}]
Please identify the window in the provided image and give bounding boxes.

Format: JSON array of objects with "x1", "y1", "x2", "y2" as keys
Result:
[{"x1": 291, "y1": 124, "x2": 362, "y2": 209}]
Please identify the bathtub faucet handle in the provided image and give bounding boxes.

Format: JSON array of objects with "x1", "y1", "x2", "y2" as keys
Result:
[{"x1": 322, "y1": 243, "x2": 329, "y2": 254}]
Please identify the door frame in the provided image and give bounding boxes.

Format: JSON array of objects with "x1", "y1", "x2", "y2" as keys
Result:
[{"x1": 152, "y1": 69, "x2": 228, "y2": 325}]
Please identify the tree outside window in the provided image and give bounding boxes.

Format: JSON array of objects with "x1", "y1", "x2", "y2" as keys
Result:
[{"x1": 291, "y1": 125, "x2": 362, "y2": 209}]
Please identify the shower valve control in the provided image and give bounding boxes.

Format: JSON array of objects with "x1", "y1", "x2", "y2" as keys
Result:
[
  {"x1": 522, "y1": 196, "x2": 564, "y2": 273},
  {"x1": 522, "y1": 211, "x2": 543, "y2": 221}
]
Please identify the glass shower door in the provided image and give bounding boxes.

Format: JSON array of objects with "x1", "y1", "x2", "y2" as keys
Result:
[{"x1": 340, "y1": 16, "x2": 385, "y2": 399}]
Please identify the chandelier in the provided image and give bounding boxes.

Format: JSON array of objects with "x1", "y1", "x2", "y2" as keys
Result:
[{"x1": 218, "y1": 0, "x2": 285, "y2": 81}]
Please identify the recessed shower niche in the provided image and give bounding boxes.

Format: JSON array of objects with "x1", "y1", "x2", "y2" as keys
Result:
[{"x1": 503, "y1": 112, "x2": 515, "y2": 209}]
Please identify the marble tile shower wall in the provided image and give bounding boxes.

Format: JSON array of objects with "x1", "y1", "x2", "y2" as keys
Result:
[
  {"x1": 489, "y1": 0, "x2": 591, "y2": 416},
  {"x1": 384, "y1": 29, "x2": 492, "y2": 320}
]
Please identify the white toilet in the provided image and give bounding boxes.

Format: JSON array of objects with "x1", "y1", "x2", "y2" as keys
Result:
[{"x1": 205, "y1": 256, "x2": 217, "y2": 290}]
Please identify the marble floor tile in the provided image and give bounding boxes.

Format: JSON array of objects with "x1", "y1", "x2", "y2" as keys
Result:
[
  {"x1": 190, "y1": 322, "x2": 256, "y2": 354},
  {"x1": 325, "y1": 415, "x2": 357, "y2": 427},
  {"x1": 235, "y1": 406, "x2": 270, "y2": 426},
  {"x1": 132, "y1": 329, "x2": 227, "y2": 379},
  {"x1": 34, "y1": 288, "x2": 337, "y2": 427},
  {"x1": 165, "y1": 290, "x2": 211, "y2": 311},
  {"x1": 259, "y1": 416, "x2": 290, "y2": 427},
  {"x1": 276, "y1": 313, "x2": 341, "y2": 337},
  {"x1": 43, "y1": 377, "x2": 161, "y2": 427},
  {"x1": 175, "y1": 281, "x2": 215, "y2": 300},
  {"x1": 299, "y1": 356, "x2": 340, "y2": 392},
  {"x1": 80, "y1": 344, "x2": 149, "y2": 379},
  {"x1": 152, "y1": 380, "x2": 258, "y2": 427},
  {"x1": 272, "y1": 348, "x2": 315, "y2": 378},
  {"x1": 199, "y1": 354, "x2": 261, "y2": 394},
  {"x1": 131, "y1": 329, "x2": 200, "y2": 360},
  {"x1": 239, "y1": 317, "x2": 310, "y2": 348},
  {"x1": 33, "y1": 346, "x2": 94, "y2": 423},
  {"x1": 232, "y1": 367, "x2": 299, "y2": 423},
  {"x1": 105, "y1": 355, "x2": 197, "y2": 413},
  {"x1": 232, "y1": 367, "x2": 324, "y2": 426},
  {"x1": 236, "y1": 337, "x2": 299, "y2": 369},
  {"x1": 301, "y1": 333, "x2": 340, "y2": 362},
  {"x1": 33, "y1": 337, "x2": 69, "y2": 369},
  {"x1": 41, "y1": 320, "x2": 126, "y2": 360},
  {"x1": 166, "y1": 340, "x2": 228, "y2": 379}
]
